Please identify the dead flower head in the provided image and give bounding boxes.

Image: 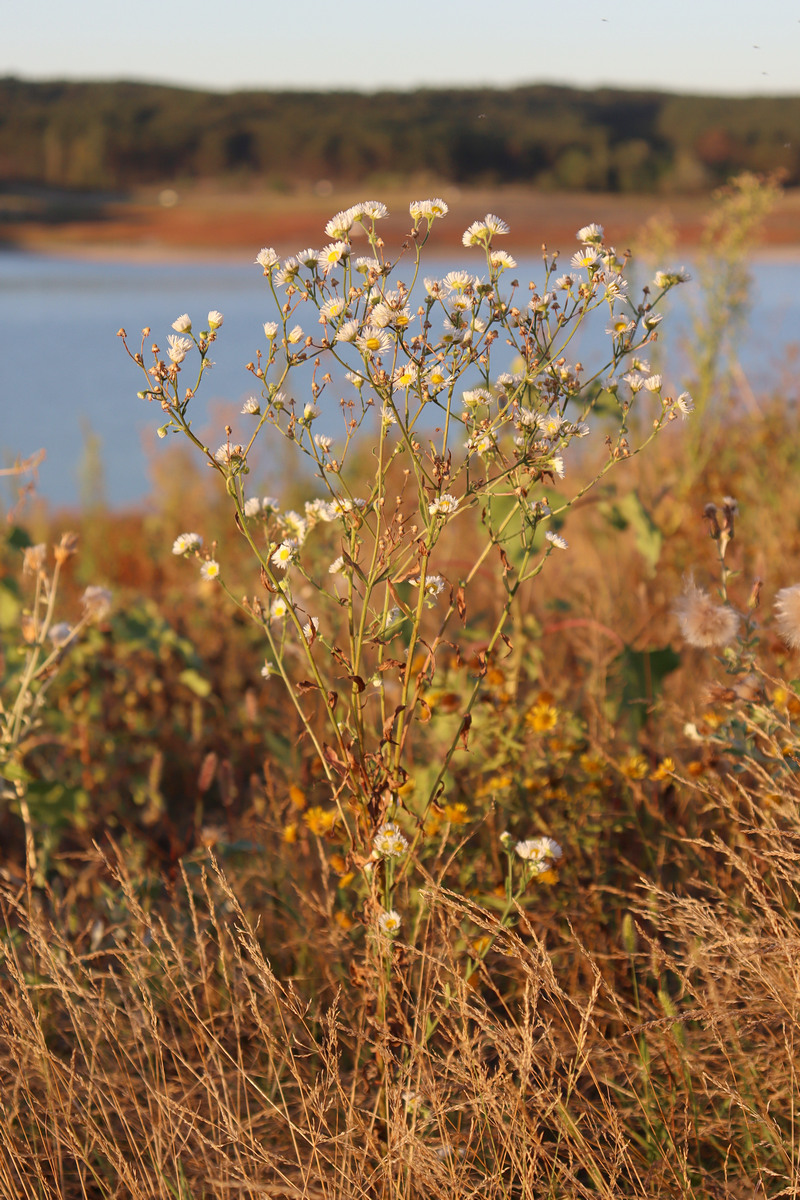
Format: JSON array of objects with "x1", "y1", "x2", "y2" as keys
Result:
[
  {"x1": 674, "y1": 578, "x2": 740, "y2": 648},
  {"x1": 774, "y1": 584, "x2": 800, "y2": 650}
]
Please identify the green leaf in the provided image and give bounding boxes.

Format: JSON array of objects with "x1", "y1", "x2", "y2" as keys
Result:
[
  {"x1": 6, "y1": 526, "x2": 32, "y2": 551},
  {"x1": 599, "y1": 491, "x2": 662, "y2": 575},
  {"x1": 178, "y1": 668, "x2": 212, "y2": 697},
  {"x1": 612, "y1": 645, "x2": 681, "y2": 731},
  {"x1": 0, "y1": 584, "x2": 21, "y2": 630}
]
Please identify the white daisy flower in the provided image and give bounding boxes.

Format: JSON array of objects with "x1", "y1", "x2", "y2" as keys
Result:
[
  {"x1": 271, "y1": 541, "x2": 298, "y2": 570},
  {"x1": 378, "y1": 909, "x2": 402, "y2": 937},
  {"x1": 318, "y1": 241, "x2": 350, "y2": 273},
  {"x1": 171, "y1": 314, "x2": 192, "y2": 333},
  {"x1": 271, "y1": 596, "x2": 289, "y2": 620},
  {"x1": 485, "y1": 213, "x2": 509, "y2": 235},
  {"x1": 546, "y1": 531, "x2": 568, "y2": 550},
  {"x1": 571, "y1": 248, "x2": 600, "y2": 270},
  {"x1": 355, "y1": 256, "x2": 382, "y2": 274},
  {"x1": 356, "y1": 326, "x2": 392, "y2": 356},
  {"x1": 429, "y1": 494, "x2": 459, "y2": 517},
  {"x1": 255, "y1": 247, "x2": 279, "y2": 271},
  {"x1": 443, "y1": 270, "x2": 474, "y2": 292},
  {"x1": 263, "y1": 321, "x2": 279, "y2": 339},
  {"x1": 335, "y1": 320, "x2": 360, "y2": 343},
  {"x1": 462, "y1": 219, "x2": 489, "y2": 246},
  {"x1": 675, "y1": 391, "x2": 695, "y2": 417},
  {"x1": 325, "y1": 209, "x2": 356, "y2": 239},
  {"x1": 393, "y1": 363, "x2": 417, "y2": 388},
  {"x1": 410, "y1": 197, "x2": 449, "y2": 222},
  {"x1": 576, "y1": 223, "x2": 604, "y2": 243},
  {"x1": 514, "y1": 835, "x2": 563, "y2": 873},
  {"x1": 275, "y1": 258, "x2": 300, "y2": 288},
  {"x1": 200, "y1": 560, "x2": 220, "y2": 581},
  {"x1": 623, "y1": 372, "x2": 646, "y2": 393},
  {"x1": 167, "y1": 335, "x2": 192, "y2": 364},
  {"x1": 172, "y1": 532, "x2": 202, "y2": 555},
  {"x1": 319, "y1": 297, "x2": 348, "y2": 322},
  {"x1": 654, "y1": 267, "x2": 691, "y2": 289},
  {"x1": 490, "y1": 251, "x2": 517, "y2": 270},
  {"x1": 241, "y1": 396, "x2": 260, "y2": 415},
  {"x1": 287, "y1": 325, "x2": 304, "y2": 344},
  {"x1": 207, "y1": 310, "x2": 223, "y2": 330},
  {"x1": 360, "y1": 200, "x2": 389, "y2": 219},
  {"x1": 373, "y1": 822, "x2": 409, "y2": 858}
]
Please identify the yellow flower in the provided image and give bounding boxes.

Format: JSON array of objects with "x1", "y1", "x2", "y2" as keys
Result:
[
  {"x1": 304, "y1": 806, "x2": 337, "y2": 836},
  {"x1": 477, "y1": 774, "x2": 512, "y2": 798},
  {"x1": 282, "y1": 823, "x2": 298, "y2": 844},
  {"x1": 651, "y1": 757, "x2": 676, "y2": 782},
  {"x1": 334, "y1": 911, "x2": 353, "y2": 931},
  {"x1": 621, "y1": 754, "x2": 649, "y2": 780},
  {"x1": 288, "y1": 784, "x2": 307, "y2": 811},
  {"x1": 579, "y1": 753, "x2": 604, "y2": 777},
  {"x1": 329, "y1": 853, "x2": 347, "y2": 873},
  {"x1": 338, "y1": 872, "x2": 355, "y2": 889},
  {"x1": 443, "y1": 802, "x2": 469, "y2": 825},
  {"x1": 526, "y1": 701, "x2": 559, "y2": 732},
  {"x1": 772, "y1": 686, "x2": 789, "y2": 710}
]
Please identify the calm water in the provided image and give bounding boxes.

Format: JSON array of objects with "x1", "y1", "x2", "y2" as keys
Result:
[{"x1": 1, "y1": 250, "x2": 798, "y2": 510}]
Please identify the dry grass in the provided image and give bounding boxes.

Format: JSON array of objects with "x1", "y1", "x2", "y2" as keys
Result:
[{"x1": 2, "y1": 750, "x2": 800, "y2": 1199}]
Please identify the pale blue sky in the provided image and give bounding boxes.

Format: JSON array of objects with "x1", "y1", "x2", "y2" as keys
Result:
[{"x1": 2, "y1": 0, "x2": 799, "y2": 95}]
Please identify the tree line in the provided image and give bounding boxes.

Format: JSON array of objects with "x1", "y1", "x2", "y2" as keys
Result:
[{"x1": 1, "y1": 77, "x2": 797, "y2": 193}]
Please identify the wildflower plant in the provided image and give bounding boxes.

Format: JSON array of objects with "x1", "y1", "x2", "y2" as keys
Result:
[
  {"x1": 122, "y1": 200, "x2": 690, "y2": 933},
  {"x1": 0, "y1": 531, "x2": 111, "y2": 874}
]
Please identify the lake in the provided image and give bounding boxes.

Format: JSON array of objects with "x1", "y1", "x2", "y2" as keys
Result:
[{"x1": 2, "y1": 249, "x2": 798, "y2": 510}]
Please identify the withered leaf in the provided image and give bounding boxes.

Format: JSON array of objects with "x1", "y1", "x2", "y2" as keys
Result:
[
  {"x1": 459, "y1": 714, "x2": 472, "y2": 750},
  {"x1": 382, "y1": 704, "x2": 406, "y2": 742},
  {"x1": 456, "y1": 584, "x2": 467, "y2": 623}
]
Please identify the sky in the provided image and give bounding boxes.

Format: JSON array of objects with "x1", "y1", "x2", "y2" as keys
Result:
[{"x1": 3, "y1": 0, "x2": 800, "y2": 96}]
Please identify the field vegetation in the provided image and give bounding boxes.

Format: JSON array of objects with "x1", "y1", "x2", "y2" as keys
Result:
[{"x1": 2, "y1": 175, "x2": 800, "y2": 1198}]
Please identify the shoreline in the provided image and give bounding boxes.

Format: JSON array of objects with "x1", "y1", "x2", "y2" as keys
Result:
[
  {"x1": 4, "y1": 240, "x2": 800, "y2": 266},
  {"x1": 3, "y1": 183, "x2": 798, "y2": 264}
]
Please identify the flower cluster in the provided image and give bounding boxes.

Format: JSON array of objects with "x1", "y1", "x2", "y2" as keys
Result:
[{"x1": 513, "y1": 835, "x2": 564, "y2": 875}]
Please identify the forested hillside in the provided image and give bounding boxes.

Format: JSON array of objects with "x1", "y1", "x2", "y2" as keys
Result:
[{"x1": 1, "y1": 77, "x2": 798, "y2": 192}]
